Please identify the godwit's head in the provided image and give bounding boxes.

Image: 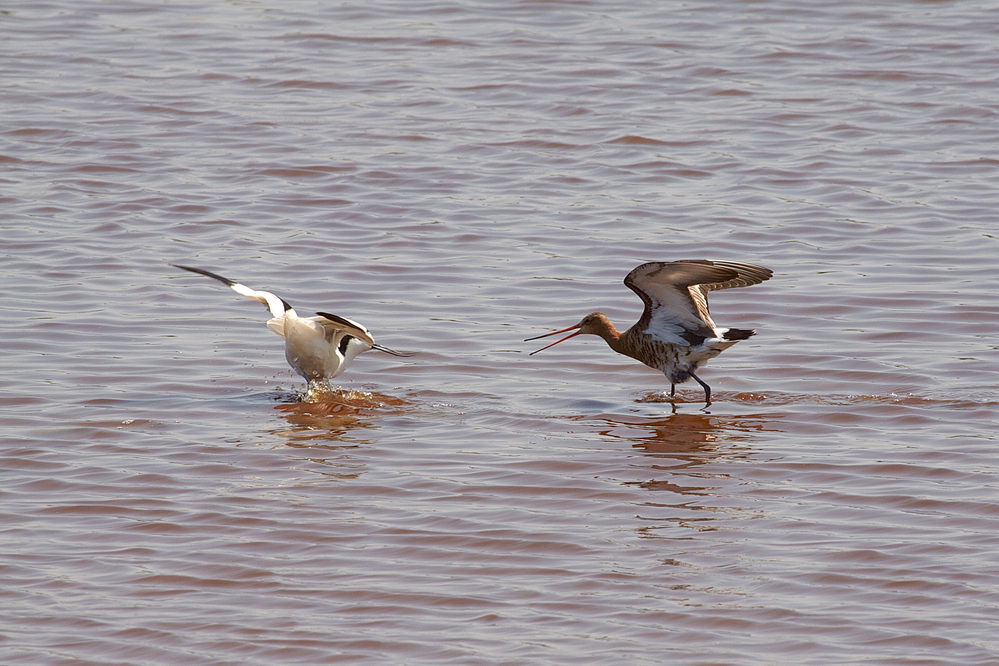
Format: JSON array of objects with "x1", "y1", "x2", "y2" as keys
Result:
[{"x1": 525, "y1": 312, "x2": 617, "y2": 355}]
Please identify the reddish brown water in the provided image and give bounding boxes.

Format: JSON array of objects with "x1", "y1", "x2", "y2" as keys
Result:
[{"x1": 4, "y1": 1, "x2": 999, "y2": 663}]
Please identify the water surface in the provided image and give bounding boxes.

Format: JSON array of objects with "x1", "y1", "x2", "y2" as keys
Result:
[{"x1": 4, "y1": 0, "x2": 999, "y2": 663}]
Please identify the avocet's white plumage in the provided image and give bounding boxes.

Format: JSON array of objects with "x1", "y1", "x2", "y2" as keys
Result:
[
  {"x1": 171, "y1": 264, "x2": 412, "y2": 386},
  {"x1": 526, "y1": 260, "x2": 772, "y2": 406}
]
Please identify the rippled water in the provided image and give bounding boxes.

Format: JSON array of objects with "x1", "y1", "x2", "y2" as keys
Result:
[{"x1": 4, "y1": 0, "x2": 999, "y2": 663}]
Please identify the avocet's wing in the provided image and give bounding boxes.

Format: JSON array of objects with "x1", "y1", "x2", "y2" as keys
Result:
[
  {"x1": 313, "y1": 311, "x2": 376, "y2": 347},
  {"x1": 313, "y1": 312, "x2": 415, "y2": 356},
  {"x1": 170, "y1": 264, "x2": 292, "y2": 318}
]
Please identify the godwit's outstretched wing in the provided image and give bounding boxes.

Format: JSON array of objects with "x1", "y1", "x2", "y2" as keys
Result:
[
  {"x1": 624, "y1": 260, "x2": 772, "y2": 345},
  {"x1": 677, "y1": 260, "x2": 774, "y2": 293},
  {"x1": 677, "y1": 260, "x2": 773, "y2": 332}
]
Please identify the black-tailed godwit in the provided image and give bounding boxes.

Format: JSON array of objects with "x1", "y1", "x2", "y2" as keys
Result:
[{"x1": 526, "y1": 260, "x2": 772, "y2": 406}]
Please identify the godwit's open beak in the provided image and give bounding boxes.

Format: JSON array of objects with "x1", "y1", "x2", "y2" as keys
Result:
[{"x1": 525, "y1": 324, "x2": 582, "y2": 355}]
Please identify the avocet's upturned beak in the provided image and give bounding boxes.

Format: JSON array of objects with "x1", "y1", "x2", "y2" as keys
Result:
[
  {"x1": 371, "y1": 343, "x2": 416, "y2": 357},
  {"x1": 525, "y1": 324, "x2": 583, "y2": 355}
]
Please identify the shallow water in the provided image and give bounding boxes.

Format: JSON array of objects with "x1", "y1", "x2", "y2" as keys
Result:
[{"x1": 4, "y1": 0, "x2": 999, "y2": 663}]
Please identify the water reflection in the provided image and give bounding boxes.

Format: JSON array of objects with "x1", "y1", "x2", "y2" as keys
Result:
[
  {"x1": 582, "y1": 408, "x2": 781, "y2": 539},
  {"x1": 588, "y1": 410, "x2": 774, "y2": 458},
  {"x1": 269, "y1": 388, "x2": 409, "y2": 479},
  {"x1": 274, "y1": 387, "x2": 406, "y2": 439}
]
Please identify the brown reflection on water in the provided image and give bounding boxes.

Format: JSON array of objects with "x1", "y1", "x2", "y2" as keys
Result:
[
  {"x1": 270, "y1": 389, "x2": 410, "y2": 480},
  {"x1": 586, "y1": 410, "x2": 778, "y2": 538},
  {"x1": 589, "y1": 410, "x2": 774, "y2": 458},
  {"x1": 272, "y1": 388, "x2": 407, "y2": 444}
]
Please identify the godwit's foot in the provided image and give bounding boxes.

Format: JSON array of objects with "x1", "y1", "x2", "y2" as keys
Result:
[{"x1": 688, "y1": 371, "x2": 712, "y2": 407}]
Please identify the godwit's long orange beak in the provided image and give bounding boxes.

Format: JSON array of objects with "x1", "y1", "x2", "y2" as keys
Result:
[{"x1": 525, "y1": 324, "x2": 583, "y2": 355}]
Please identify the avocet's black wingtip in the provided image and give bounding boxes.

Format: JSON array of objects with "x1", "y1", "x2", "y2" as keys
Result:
[
  {"x1": 315, "y1": 311, "x2": 367, "y2": 332},
  {"x1": 169, "y1": 264, "x2": 238, "y2": 287}
]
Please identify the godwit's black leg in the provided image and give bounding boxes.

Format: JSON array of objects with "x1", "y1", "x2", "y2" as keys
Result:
[{"x1": 688, "y1": 371, "x2": 711, "y2": 406}]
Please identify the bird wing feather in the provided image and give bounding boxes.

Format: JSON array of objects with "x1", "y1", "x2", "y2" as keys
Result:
[
  {"x1": 676, "y1": 260, "x2": 774, "y2": 292},
  {"x1": 624, "y1": 260, "x2": 771, "y2": 344},
  {"x1": 677, "y1": 260, "x2": 773, "y2": 326},
  {"x1": 170, "y1": 264, "x2": 292, "y2": 317},
  {"x1": 313, "y1": 312, "x2": 375, "y2": 346},
  {"x1": 266, "y1": 317, "x2": 286, "y2": 338}
]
